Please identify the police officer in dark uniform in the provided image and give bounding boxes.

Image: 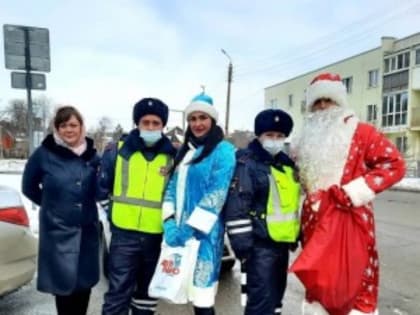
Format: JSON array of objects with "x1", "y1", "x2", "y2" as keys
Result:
[
  {"x1": 224, "y1": 109, "x2": 300, "y2": 315},
  {"x1": 99, "y1": 98, "x2": 177, "y2": 315}
]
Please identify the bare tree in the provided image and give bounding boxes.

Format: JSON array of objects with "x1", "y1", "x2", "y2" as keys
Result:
[
  {"x1": 33, "y1": 95, "x2": 53, "y2": 133},
  {"x1": 88, "y1": 116, "x2": 114, "y2": 153},
  {"x1": 0, "y1": 97, "x2": 53, "y2": 157},
  {"x1": 112, "y1": 124, "x2": 125, "y2": 141}
]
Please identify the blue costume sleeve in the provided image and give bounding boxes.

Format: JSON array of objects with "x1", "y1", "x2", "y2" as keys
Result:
[{"x1": 186, "y1": 142, "x2": 236, "y2": 234}]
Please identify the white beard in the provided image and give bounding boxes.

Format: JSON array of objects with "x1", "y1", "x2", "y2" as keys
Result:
[{"x1": 293, "y1": 106, "x2": 358, "y2": 193}]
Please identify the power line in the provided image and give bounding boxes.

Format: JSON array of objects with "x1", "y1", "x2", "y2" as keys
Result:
[
  {"x1": 234, "y1": 0, "x2": 419, "y2": 72},
  {"x1": 233, "y1": 1, "x2": 419, "y2": 77}
]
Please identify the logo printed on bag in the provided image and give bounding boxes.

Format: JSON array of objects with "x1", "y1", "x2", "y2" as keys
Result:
[{"x1": 161, "y1": 253, "x2": 181, "y2": 275}]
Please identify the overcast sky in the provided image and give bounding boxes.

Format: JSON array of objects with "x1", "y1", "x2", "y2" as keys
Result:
[{"x1": 1, "y1": 0, "x2": 419, "y2": 133}]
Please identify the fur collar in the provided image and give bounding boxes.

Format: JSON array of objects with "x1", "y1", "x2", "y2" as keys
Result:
[{"x1": 42, "y1": 134, "x2": 96, "y2": 161}]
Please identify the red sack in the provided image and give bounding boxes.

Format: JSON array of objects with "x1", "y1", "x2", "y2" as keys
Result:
[{"x1": 290, "y1": 192, "x2": 369, "y2": 315}]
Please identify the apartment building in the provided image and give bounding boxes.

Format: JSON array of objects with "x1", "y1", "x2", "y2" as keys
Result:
[{"x1": 265, "y1": 32, "x2": 420, "y2": 174}]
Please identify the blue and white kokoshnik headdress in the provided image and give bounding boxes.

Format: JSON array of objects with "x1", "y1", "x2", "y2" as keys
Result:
[{"x1": 184, "y1": 92, "x2": 219, "y2": 122}]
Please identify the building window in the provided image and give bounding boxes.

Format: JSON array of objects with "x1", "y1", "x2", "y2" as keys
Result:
[
  {"x1": 416, "y1": 48, "x2": 420, "y2": 65},
  {"x1": 288, "y1": 94, "x2": 293, "y2": 107},
  {"x1": 269, "y1": 98, "x2": 278, "y2": 109},
  {"x1": 342, "y1": 77, "x2": 353, "y2": 93},
  {"x1": 383, "y1": 70, "x2": 409, "y2": 92},
  {"x1": 300, "y1": 100, "x2": 306, "y2": 113},
  {"x1": 396, "y1": 136, "x2": 407, "y2": 154},
  {"x1": 384, "y1": 59, "x2": 390, "y2": 73},
  {"x1": 367, "y1": 104, "x2": 377, "y2": 123},
  {"x1": 384, "y1": 51, "x2": 410, "y2": 74},
  {"x1": 368, "y1": 69, "x2": 379, "y2": 88},
  {"x1": 404, "y1": 52, "x2": 410, "y2": 68},
  {"x1": 382, "y1": 92, "x2": 408, "y2": 127}
]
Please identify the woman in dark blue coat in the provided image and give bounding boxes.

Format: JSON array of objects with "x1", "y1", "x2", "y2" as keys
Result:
[{"x1": 22, "y1": 106, "x2": 100, "y2": 315}]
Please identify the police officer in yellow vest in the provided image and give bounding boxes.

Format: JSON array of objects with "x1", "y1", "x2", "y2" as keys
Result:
[
  {"x1": 224, "y1": 109, "x2": 300, "y2": 315},
  {"x1": 100, "y1": 98, "x2": 176, "y2": 315}
]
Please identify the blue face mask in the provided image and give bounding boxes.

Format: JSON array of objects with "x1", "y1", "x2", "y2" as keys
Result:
[
  {"x1": 139, "y1": 129, "x2": 162, "y2": 146},
  {"x1": 261, "y1": 138, "x2": 285, "y2": 156}
]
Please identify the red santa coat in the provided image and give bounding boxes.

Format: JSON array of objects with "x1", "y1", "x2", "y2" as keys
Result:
[{"x1": 292, "y1": 116, "x2": 406, "y2": 314}]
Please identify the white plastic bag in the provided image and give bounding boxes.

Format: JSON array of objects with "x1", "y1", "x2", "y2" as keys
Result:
[{"x1": 148, "y1": 238, "x2": 200, "y2": 304}]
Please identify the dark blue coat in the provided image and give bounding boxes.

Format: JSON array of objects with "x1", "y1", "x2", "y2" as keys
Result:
[
  {"x1": 224, "y1": 139, "x2": 297, "y2": 259},
  {"x1": 22, "y1": 134, "x2": 100, "y2": 295}
]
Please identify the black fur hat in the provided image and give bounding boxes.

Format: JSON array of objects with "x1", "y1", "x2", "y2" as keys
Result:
[
  {"x1": 133, "y1": 98, "x2": 169, "y2": 126},
  {"x1": 254, "y1": 109, "x2": 293, "y2": 137}
]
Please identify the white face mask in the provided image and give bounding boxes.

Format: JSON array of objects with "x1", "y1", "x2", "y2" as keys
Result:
[
  {"x1": 140, "y1": 129, "x2": 162, "y2": 146},
  {"x1": 261, "y1": 138, "x2": 285, "y2": 156}
]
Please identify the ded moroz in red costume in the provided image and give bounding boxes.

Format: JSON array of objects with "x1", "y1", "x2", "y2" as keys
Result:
[{"x1": 290, "y1": 73, "x2": 406, "y2": 315}]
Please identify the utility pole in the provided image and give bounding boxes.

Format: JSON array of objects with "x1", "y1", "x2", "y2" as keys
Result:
[
  {"x1": 24, "y1": 28, "x2": 34, "y2": 156},
  {"x1": 221, "y1": 49, "x2": 232, "y2": 135},
  {"x1": 4, "y1": 24, "x2": 50, "y2": 155}
]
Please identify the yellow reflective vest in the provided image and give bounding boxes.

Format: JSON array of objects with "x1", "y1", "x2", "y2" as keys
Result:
[
  {"x1": 264, "y1": 165, "x2": 300, "y2": 242},
  {"x1": 111, "y1": 143, "x2": 172, "y2": 233}
]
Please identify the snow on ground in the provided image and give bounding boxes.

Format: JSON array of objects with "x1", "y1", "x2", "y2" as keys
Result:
[
  {"x1": 0, "y1": 159, "x2": 26, "y2": 173},
  {"x1": 0, "y1": 159, "x2": 419, "y2": 235},
  {"x1": 392, "y1": 177, "x2": 420, "y2": 191}
]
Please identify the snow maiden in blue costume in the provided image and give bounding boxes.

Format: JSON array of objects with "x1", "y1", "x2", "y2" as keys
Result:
[{"x1": 162, "y1": 92, "x2": 236, "y2": 315}]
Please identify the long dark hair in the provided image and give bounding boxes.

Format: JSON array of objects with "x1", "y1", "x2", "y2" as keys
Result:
[{"x1": 170, "y1": 120, "x2": 224, "y2": 175}]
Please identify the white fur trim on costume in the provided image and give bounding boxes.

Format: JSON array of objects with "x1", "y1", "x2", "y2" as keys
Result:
[
  {"x1": 187, "y1": 206, "x2": 218, "y2": 234},
  {"x1": 342, "y1": 176, "x2": 376, "y2": 207},
  {"x1": 185, "y1": 101, "x2": 219, "y2": 122},
  {"x1": 176, "y1": 147, "x2": 196, "y2": 223},
  {"x1": 162, "y1": 201, "x2": 175, "y2": 221},
  {"x1": 311, "y1": 200, "x2": 321, "y2": 212},
  {"x1": 302, "y1": 300, "x2": 329, "y2": 315},
  {"x1": 349, "y1": 309, "x2": 379, "y2": 315},
  {"x1": 190, "y1": 282, "x2": 218, "y2": 308},
  {"x1": 348, "y1": 309, "x2": 378, "y2": 315},
  {"x1": 306, "y1": 80, "x2": 348, "y2": 109}
]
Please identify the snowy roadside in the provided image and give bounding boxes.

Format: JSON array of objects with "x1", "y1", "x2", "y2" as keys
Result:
[
  {"x1": 0, "y1": 159, "x2": 26, "y2": 173},
  {"x1": 391, "y1": 177, "x2": 420, "y2": 192}
]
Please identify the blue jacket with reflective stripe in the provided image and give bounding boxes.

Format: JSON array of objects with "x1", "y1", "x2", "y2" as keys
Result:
[{"x1": 224, "y1": 139, "x2": 298, "y2": 257}]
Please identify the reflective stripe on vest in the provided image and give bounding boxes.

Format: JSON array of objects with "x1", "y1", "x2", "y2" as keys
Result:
[
  {"x1": 111, "y1": 142, "x2": 172, "y2": 233},
  {"x1": 265, "y1": 166, "x2": 300, "y2": 242}
]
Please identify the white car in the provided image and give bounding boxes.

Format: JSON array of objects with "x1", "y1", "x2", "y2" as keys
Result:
[
  {"x1": 0, "y1": 185, "x2": 37, "y2": 296},
  {"x1": 98, "y1": 205, "x2": 236, "y2": 278}
]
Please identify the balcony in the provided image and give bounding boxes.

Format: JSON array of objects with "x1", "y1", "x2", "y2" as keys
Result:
[{"x1": 411, "y1": 107, "x2": 420, "y2": 130}]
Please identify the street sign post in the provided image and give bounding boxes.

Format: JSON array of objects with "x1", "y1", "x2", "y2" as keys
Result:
[
  {"x1": 3, "y1": 24, "x2": 50, "y2": 155},
  {"x1": 3, "y1": 24, "x2": 50, "y2": 72},
  {"x1": 11, "y1": 72, "x2": 46, "y2": 90}
]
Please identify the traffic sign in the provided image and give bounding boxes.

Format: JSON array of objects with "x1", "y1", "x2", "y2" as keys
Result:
[
  {"x1": 11, "y1": 71, "x2": 46, "y2": 90},
  {"x1": 3, "y1": 24, "x2": 50, "y2": 72}
]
